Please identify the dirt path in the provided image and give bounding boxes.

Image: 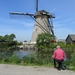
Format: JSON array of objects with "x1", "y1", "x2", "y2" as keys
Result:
[{"x1": 0, "y1": 64, "x2": 75, "y2": 75}]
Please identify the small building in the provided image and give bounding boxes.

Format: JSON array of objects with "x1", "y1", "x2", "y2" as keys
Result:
[{"x1": 65, "y1": 34, "x2": 75, "y2": 44}]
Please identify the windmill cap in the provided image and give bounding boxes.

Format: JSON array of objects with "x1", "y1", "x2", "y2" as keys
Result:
[{"x1": 34, "y1": 10, "x2": 55, "y2": 18}]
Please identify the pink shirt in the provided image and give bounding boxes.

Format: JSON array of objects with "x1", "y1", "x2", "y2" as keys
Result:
[{"x1": 53, "y1": 48, "x2": 66, "y2": 60}]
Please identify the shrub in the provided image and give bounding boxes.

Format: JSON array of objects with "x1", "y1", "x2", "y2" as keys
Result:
[
  {"x1": 70, "y1": 50, "x2": 75, "y2": 66},
  {"x1": 9, "y1": 54, "x2": 21, "y2": 64},
  {"x1": 22, "y1": 54, "x2": 36, "y2": 64},
  {"x1": 2, "y1": 57, "x2": 10, "y2": 63}
]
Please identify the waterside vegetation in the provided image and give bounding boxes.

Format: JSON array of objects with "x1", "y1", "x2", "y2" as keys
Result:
[{"x1": 0, "y1": 33, "x2": 75, "y2": 71}]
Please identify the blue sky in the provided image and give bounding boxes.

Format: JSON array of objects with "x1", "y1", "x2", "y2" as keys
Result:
[{"x1": 0, "y1": 0, "x2": 75, "y2": 42}]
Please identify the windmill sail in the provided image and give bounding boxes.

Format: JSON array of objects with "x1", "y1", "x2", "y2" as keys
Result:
[
  {"x1": 9, "y1": 0, "x2": 55, "y2": 44},
  {"x1": 36, "y1": 0, "x2": 38, "y2": 12}
]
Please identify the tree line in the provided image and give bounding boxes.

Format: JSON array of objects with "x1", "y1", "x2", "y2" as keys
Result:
[{"x1": 0, "y1": 33, "x2": 22, "y2": 51}]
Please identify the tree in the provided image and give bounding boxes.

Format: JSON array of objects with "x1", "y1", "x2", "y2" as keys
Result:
[
  {"x1": 35, "y1": 33, "x2": 56, "y2": 49},
  {"x1": 0, "y1": 36, "x2": 3, "y2": 40},
  {"x1": 9, "y1": 33, "x2": 16, "y2": 41},
  {"x1": 0, "y1": 34, "x2": 16, "y2": 49},
  {"x1": 3, "y1": 34, "x2": 9, "y2": 41},
  {"x1": 4, "y1": 33, "x2": 16, "y2": 41}
]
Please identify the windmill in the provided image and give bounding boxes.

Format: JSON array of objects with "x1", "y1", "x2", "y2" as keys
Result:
[{"x1": 10, "y1": 0, "x2": 55, "y2": 44}]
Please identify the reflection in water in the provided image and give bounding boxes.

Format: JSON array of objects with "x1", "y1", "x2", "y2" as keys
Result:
[{"x1": 16, "y1": 50, "x2": 31, "y2": 58}]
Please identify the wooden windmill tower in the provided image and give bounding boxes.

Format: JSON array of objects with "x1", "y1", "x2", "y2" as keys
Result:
[{"x1": 10, "y1": 0, "x2": 55, "y2": 44}]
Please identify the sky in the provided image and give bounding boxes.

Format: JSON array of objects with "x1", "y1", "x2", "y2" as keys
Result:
[{"x1": 0, "y1": 0, "x2": 75, "y2": 42}]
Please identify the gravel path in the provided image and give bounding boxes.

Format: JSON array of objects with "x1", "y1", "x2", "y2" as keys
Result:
[{"x1": 0, "y1": 64, "x2": 75, "y2": 75}]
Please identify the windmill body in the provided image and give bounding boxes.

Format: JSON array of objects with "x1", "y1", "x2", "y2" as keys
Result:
[{"x1": 31, "y1": 10, "x2": 52, "y2": 43}]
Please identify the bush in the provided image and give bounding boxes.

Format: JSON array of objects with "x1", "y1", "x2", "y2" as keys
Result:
[
  {"x1": 70, "y1": 50, "x2": 75, "y2": 66},
  {"x1": 2, "y1": 57, "x2": 10, "y2": 63},
  {"x1": 9, "y1": 54, "x2": 21, "y2": 64},
  {"x1": 22, "y1": 54, "x2": 35, "y2": 64},
  {"x1": 35, "y1": 48, "x2": 54, "y2": 65}
]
